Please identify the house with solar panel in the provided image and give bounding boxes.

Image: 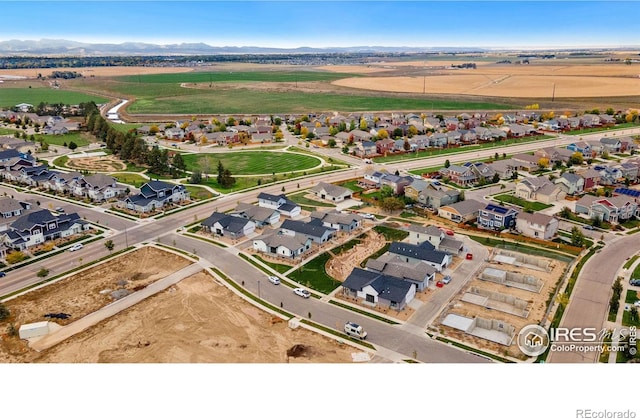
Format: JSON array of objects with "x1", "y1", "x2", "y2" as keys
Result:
[
  {"x1": 477, "y1": 203, "x2": 518, "y2": 231},
  {"x1": 575, "y1": 194, "x2": 638, "y2": 223}
]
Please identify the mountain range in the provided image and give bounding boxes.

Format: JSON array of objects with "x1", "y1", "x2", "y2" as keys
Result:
[{"x1": 0, "y1": 39, "x2": 485, "y2": 56}]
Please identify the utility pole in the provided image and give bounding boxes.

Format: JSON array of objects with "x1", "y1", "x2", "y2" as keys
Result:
[{"x1": 551, "y1": 83, "x2": 556, "y2": 102}]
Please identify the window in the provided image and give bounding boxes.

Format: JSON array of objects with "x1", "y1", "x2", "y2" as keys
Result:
[{"x1": 366, "y1": 294, "x2": 375, "y2": 303}]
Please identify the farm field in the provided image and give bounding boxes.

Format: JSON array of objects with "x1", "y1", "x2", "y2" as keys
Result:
[
  {"x1": 0, "y1": 87, "x2": 107, "y2": 107},
  {"x1": 0, "y1": 66, "x2": 195, "y2": 78},
  {"x1": 181, "y1": 151, "x2": 322, "y2": 175},
  {"x1": 115, "y1": 70, "x2": 357, "y2": 83}
]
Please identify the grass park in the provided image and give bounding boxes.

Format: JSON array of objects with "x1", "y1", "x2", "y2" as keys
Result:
[{"x1": 181, "y1": 151, "x2": 322, "y2": 175}]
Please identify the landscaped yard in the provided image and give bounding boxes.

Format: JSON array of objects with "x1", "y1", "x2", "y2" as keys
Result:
[
  {"x1": 493, "y1": 194, "x2": 553, "y2": 211},
  {"x1": 112, "y1": 173, "x2": 149, "y2": 188},
  {"x1": 625, "y1": 289, "x2": 638, "y2": 304},
  {"x1": 182, "y1": 151, "x2": 321, "y2": 175},
  {"x1": 251, "y1": 255, "x2": 291, "y2": 275},
  {"x1": 373, "y1": 225, "x2": 410, "y2": 242},
  {"x1": 183, "y1": 185, "x2": 216, "y2": 201},
  {"x1": 338, "y1": 180, "x2": 365, "y2": 193},
  {"x1": 287, "y1": 253, "x2": 341, "y2": 294}
]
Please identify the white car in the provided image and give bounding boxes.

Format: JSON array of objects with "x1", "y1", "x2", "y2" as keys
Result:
[
  {"x1": 68, "y1": 243, "x2": 83, "y2": 252},
  {"x1": 361, "y1": 213, "x2": 375, "y2": 220},
  {"x1": 293, "y1": 288, "x2": 311, "y2": 298},
  {"x1": 268, "y1": 275, "x2": 280, "y2": 285},
  {"x1": 634, "y1": 301, "x2": 640, "y2": 308}
]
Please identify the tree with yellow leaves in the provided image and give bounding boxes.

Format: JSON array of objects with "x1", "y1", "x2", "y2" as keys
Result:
[{"x1": 377, "y1": 129, "x2": 389, "y2": 139}]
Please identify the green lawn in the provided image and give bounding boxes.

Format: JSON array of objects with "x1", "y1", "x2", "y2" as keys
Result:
[
  {"x1": 251, "y1": 255, "x2": 291, "y2": 275},
  {"x1": 183, "y1": 185, "x2": 215, "y2": 201},
  {"x1": 107, "y1": 122, "x2": 142, "y2": 133},
  {"x1": 331, "y1": 236, "x2": 365, "y2": 256},
  {"x1": 622, "y1": 310, "x2": 640, "y2": 327},
  {"x1": 287, "y1": 253, "x2": 341, "y2": 294},
  {"x1": 624, "y1": 255, "x2": 640, "y2": 270},
  {"x1": 373, "y1": 225, "x2": 410, "y2": 241},
  {"x1": 625, "y1": 290, "x2": 638, "y2": 304},
  {"x1": 564, "y1": 122, "x2": 640, "y2": 135},
  {"x1": 0, "y1": 88, "x2": 107, "y2": 108},
  {"x1": 112, "y1": 173, "x2": 148, "y2": 187},
  {"x1": 35, "y1": 132, "x2": 91, "y2": 147},
  {"x1": 632, "y1": 263, "x2": 640, "y2": 280},
  {"x1": 52, "y1": 155, "x2": 69, "y2": 168},
  {"x1": 339, "y1": 180, "x2": 365, "y2": 193},
  {"x1": 493, "y1": 194, "x2": 553, "y2": 211},
  {"x1": 287, "y1": 192, "x2": 336, "y2": 208},
  {"x1": 182, "y1": 151, "x2": 321, "y2": 175}
]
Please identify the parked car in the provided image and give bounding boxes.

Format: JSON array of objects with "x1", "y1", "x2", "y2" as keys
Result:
[
  {"x1": 436, "y1": 281, "x2": 444, "y2": 288},
  {"x1": 630, "y1": 279, "x2": 640, "y2": 286},
  {"x1": 466, "y1": 253, "x2": 473, "y2": 260},
  {"x1": 293, "y1": 288, "x2": 311, "y2": 298},
  {"x1": 361, "y1": 213, "x2": 375, "y2": 220},
  {"x1": 55, "y1": 207, "x2": 65, "y2": 213},
  {"x1": 583, "y1": 225, "x2": 594, "y2": 230},
  {"x1": 442, "y1": 275, "x2": 452, "y2": 285},
  {"x1": 0, "y1": 271, "x2": 6, "y2": 278},
  {"x1": 68, "y1": 243, "x2": 83, "y2": 252},
  {"x1": 267, "y1": 275, "x2": 280, "y2": 285}
]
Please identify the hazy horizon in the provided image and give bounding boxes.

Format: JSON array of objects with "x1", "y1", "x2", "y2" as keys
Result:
[{"x1": 2, "y1": 1, "x2": 639, "y2": 50}]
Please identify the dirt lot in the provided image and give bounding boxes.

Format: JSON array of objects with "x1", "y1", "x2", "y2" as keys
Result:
[
  {"x1": 65, "y1": 155, "x2": 128, "y2": 172},
  {"x1": 0, "y1": 247, "x2": 368, "y2": 363},
  {"x1": 0, "y1": 66, "x2": 194, "y2": 79},
  {"x1": 436, "y1": 254, "x2": 567, "y2": 360},
  {"x1": 0, "y1": 246, "x2": 192, "y2": 362},
  {"x1": 15, "y1": 272, "x2": 364, "y2": 363}
]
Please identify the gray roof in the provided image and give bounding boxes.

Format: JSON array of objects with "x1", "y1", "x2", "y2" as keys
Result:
[
  {"x1": 201, "y1": 212, "x2": 252, "y2": 234},
  {"x1": 560, "y1": 172, "x2": 582, "y2": 183},
  {"x1": 83, "y1": 173, "x2": 117, "y2": 189},
  {"x1": 342, "y1": 267, "x2": 413, "y2": 304},
  {"x1": 407, "y1": 224, "x2": 442, "y2": 237},
  {"x1": 517, "y1": 211, "x2": 556, "y2": 227},
  {"x1": 232, "y1": 202, "x2": 278, "y2": 223},
  {"x1": 311, "y1": 182, "x2": 352, "y2": 199},
  {"x1": 0, "y1": 197, "x2": 24, "y2": 214},
  {"x1": 365, "y1": 256, "x2": 436, "y2": 282},
  {"x1": 255, "y1": 229, "x2": 310, "y2": 250},
  {"x1": 281, "y1": 219, "x2": 336, "y2": 239},
  {"x1": 389, "y1": 242, "x2": 449, "y2": 264},
  {"x1": 310, "y1": 210, "x2": 362, "y2": 226}
]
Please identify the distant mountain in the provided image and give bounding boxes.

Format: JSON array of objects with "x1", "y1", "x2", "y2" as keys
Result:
[{"x1": 0, "y1": 38, "x2": 487, "y2": 56}]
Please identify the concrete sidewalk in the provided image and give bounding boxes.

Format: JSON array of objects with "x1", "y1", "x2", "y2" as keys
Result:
[{"x1": 30, "y1": 263, "x2": 203, "y2": 352}]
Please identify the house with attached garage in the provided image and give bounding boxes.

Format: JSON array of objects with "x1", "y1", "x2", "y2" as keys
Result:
[
  {"x1": 365, "y1": 254, "x2": 436, "y2": 291},
  {"x1": 341, "y1": 267, "x2": 416, "y2": 311},
  {"x1": 418, "y1": 182, "x2": 460, "y2": 209},
  {"x1": 574, "y1": 195, "x2": 638, "y2": 223},
  {"x1": 119, "y1": 180, "x2": 190, "y2": 213},
  {"x1": 252, "y1": 229, "x2": 312, "y2": 259},
  {"x1": 576, "y1": 168, "x2": 601, "y2": 191},
  {"x1": 600, "y1": 137, "x2": 622, "y2": 153},
  {"x1": 0, "y1": 197, "x2": 30, "y2": 220},
  {"x1": 437, "y1": 199, "x2": 486, "y2": 224},
  {"x1": 477, "y1": 204, "x2": 518, "y2": 231},
  {"x1": 309, "y1": 210, "x2": 362, "y2": 233},
  {"x1": 201, "y1": 212, "x2": 255, "y2": 239},
  {"x1": 256, "y1": 192, "x2": 301, "y2": 218},
  {"x1": 71, "y1": 173, "x2": 126, "y2": 201},
  {"x1": 388, "y1": 241, "x2": 452, "y2": 272},
  {"x1": 379, "y1": 173, "x2": 413, "y2": 195},
  {"x1": 487, "y1": 159, "x2": 516, "y2": 180},
  {"x1": 511, "y1": 153, "x2": 540, "y2": 172},
  {"x1": 355, "y1": 140, "x2": 377, "y2": 157},
  {"x1": 406, "y1": 224, "x2": 464, "y2": 254},
  {"x1": 230, "y1": 202, "x2": 280, "y2": 227},
  {"x1": 515, "y1": 176, "x2": 566, "y2": 204},
  {"x1": 554, "y1": 172, "x2": 585, "y2": 196},
  {"x1": 310, "y1": 182, "x2": 352, "y2": 202},
  {"x1": 439, "y1": 164, "x2": 477, "y2": 186},
  {"x1": 280, "y1": 219, "x2": 336, "y2": 244},
  {"x1": 404, "y1": 179, "x2": 430, "y2": 202},
  {"x1": 515, "y1": 212, "x2": 559, "y2": 240},
  {"x1": 1, "y1": 209, "x2": 90, "y2": 251}
]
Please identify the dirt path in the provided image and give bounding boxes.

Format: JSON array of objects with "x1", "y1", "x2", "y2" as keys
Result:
[{"x1": 326, "y1": 230, "x2": 386, "y2": 281}]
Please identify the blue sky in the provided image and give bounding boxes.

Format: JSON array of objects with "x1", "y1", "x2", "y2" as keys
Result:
[{"x1": 2, "y1": 1, "x2": 639, "y2": 48}]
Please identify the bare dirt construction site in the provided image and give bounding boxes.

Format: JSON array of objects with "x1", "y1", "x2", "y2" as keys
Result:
[
  {"x1": 436, "y1": 251, "x2": 568, "y2": 360},
  {"x1": 0, "y1": 246, "x2": 366, "y2": 363}
]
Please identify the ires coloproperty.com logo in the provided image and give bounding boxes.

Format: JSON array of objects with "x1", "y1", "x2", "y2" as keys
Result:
[{"x1": 517, "y1": 324, "x2": 637, "y2": 357}]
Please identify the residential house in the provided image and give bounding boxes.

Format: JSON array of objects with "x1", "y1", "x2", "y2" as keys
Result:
[
  {"x1": 119, "y1": 180, "x2": 190, "y2": 213},
  {"x1": 404, "y1": 179, "x2": 430, "y2": 202},
  {"x1": 256, "y1": 192, "x2": 301, "y2": 218},
  {"x1": 388, "y1": 241, "x2": 452, "y2": 272},
  {"x1": 72, "y1": 173, "x2": 125, "y2": 201},
  {"x1": 335, "y1": 131, "x2": 352, "y2": 144},
  {"x1": 477, "y1": 204, "x2": 518, "y2": 231},
  {"x1": 309, "y1": 210, "x2": 362, "y2": 233},
  {"x1": 355, "y1": 141, "x2": 376, "y2": 157},
  {"x1": 439, "y1": 164, "x2": 477, "y2": 186},
  {"x1": 465, "y1": 162, "x2": 496, "y2": 183},
  {"x1": 597, "y1": 166, "x2": 624, "y2": 185},
  {"x1": 417, "y1": 183, "x2": 460, "y2": 209},
  {"x1": 600, "y1": 137, "x2": 621, "y2": 153},
  {"x1": 554, "y1": 172, "x2": 585, "y2": 196},
  {"x1": 365, "y1": 254, "x2": 436, "y2": 291},
  {"x1": 201, "y1": 212, "x2": 255, "y2": 239},
  {"x1": 0, "y1": 197, "x2": 29, "y2": 220},
  {"x1": 1, "y1": 209, "x2": 90, "y2": 250},
  {"x1": 350, "y1": 129, "x2": 372, "y2": 142},
  {"x1": 379, "y1": 174, "x2": 413, "y2": 195},
  {"x1": 437, "y1": 199, "x2": 486, "y2": 224},
  {"x1": 619, "y1": 162, "x2": 639, "y2": 182},
  {"x1": 575, "y1": 195, "x2": 638, "y2": 223},
  {"x1": 515, "y1": 212, "x2": 559, "y2": 240},
  {"x1": 576, "y1": 168, "x2": 601, "y2": 191},
  {"x1": 280, "y1": 219, "x2": 336, "y2": 244},
  {"x1": 310, "y1": 182, "x2": 352, "y2": 202},
  {"x1": 164, "y1": 127, "x2": 185, "y2": 140},
  {"x1": 341, "y1": 267, "x2": 416, "y2": 311},
  {"x1": 252, "y1": 229, "x2": 312, "y2": 259},
  {"x1": 566, "y1": 142, "x2": 593, "y2": 158},
  {"x1": 581, "y1": 114, "x2": 601, "y2": 127},
  {"x1": 360, "y1": 170, "x2": 386, "y2": 189},
  {"x1": 376, "y1": 138, "x2": 395, "y2": 155},
  {"x1": 515, "y1": 177, "x2": 565, "y2": 204},
  {"x1": 231, "y1": 202, "x2": 280, "y2": 227},
  {"x1": 511, "y1": 153, "x2": 541, "y2": 172},
  {"x1": 488, "y1": 159, "x2": 516, "y2": 179}
]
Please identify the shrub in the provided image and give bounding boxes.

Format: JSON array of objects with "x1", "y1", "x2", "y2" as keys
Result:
[{"x1": 6, "y1": 251, "x2": 27, "y2": 264}]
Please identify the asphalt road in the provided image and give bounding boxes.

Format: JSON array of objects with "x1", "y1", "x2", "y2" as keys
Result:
[{"x1": 3, "y1": 126, "x2": 640, "y2": 362}]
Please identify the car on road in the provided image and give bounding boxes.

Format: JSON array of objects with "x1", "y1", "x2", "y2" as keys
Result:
[
  {"x1": 293, "y1": 288, "x2": 311, "y2": 298},
  {"x1": 442, "y1": 275, "x2": 452, "y2": 284},
  {"x1": 68, "y1": 243, "x2": 83, "y2": 252},
  {"x1": 0, "y1": 271, "x2": 5, "y2": 278},
  {"x1": 268, "y1": 275, "x2": 280, "y2": 285},
  {"x1": 361, "y1": 213, "x2": 376, "y2": 220},
  {"x1": 436, "y1": 280, "x2": 444, "y2": 288},
  {"x1": 55, "y1": 207, "x2": 65, "y2": 213},
  {"x1": 466, "y1": 253, "x2": 473, "y2": 260},
  {"x1": 583, "y1": 225, "x2": 594, "y2": 230}
]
